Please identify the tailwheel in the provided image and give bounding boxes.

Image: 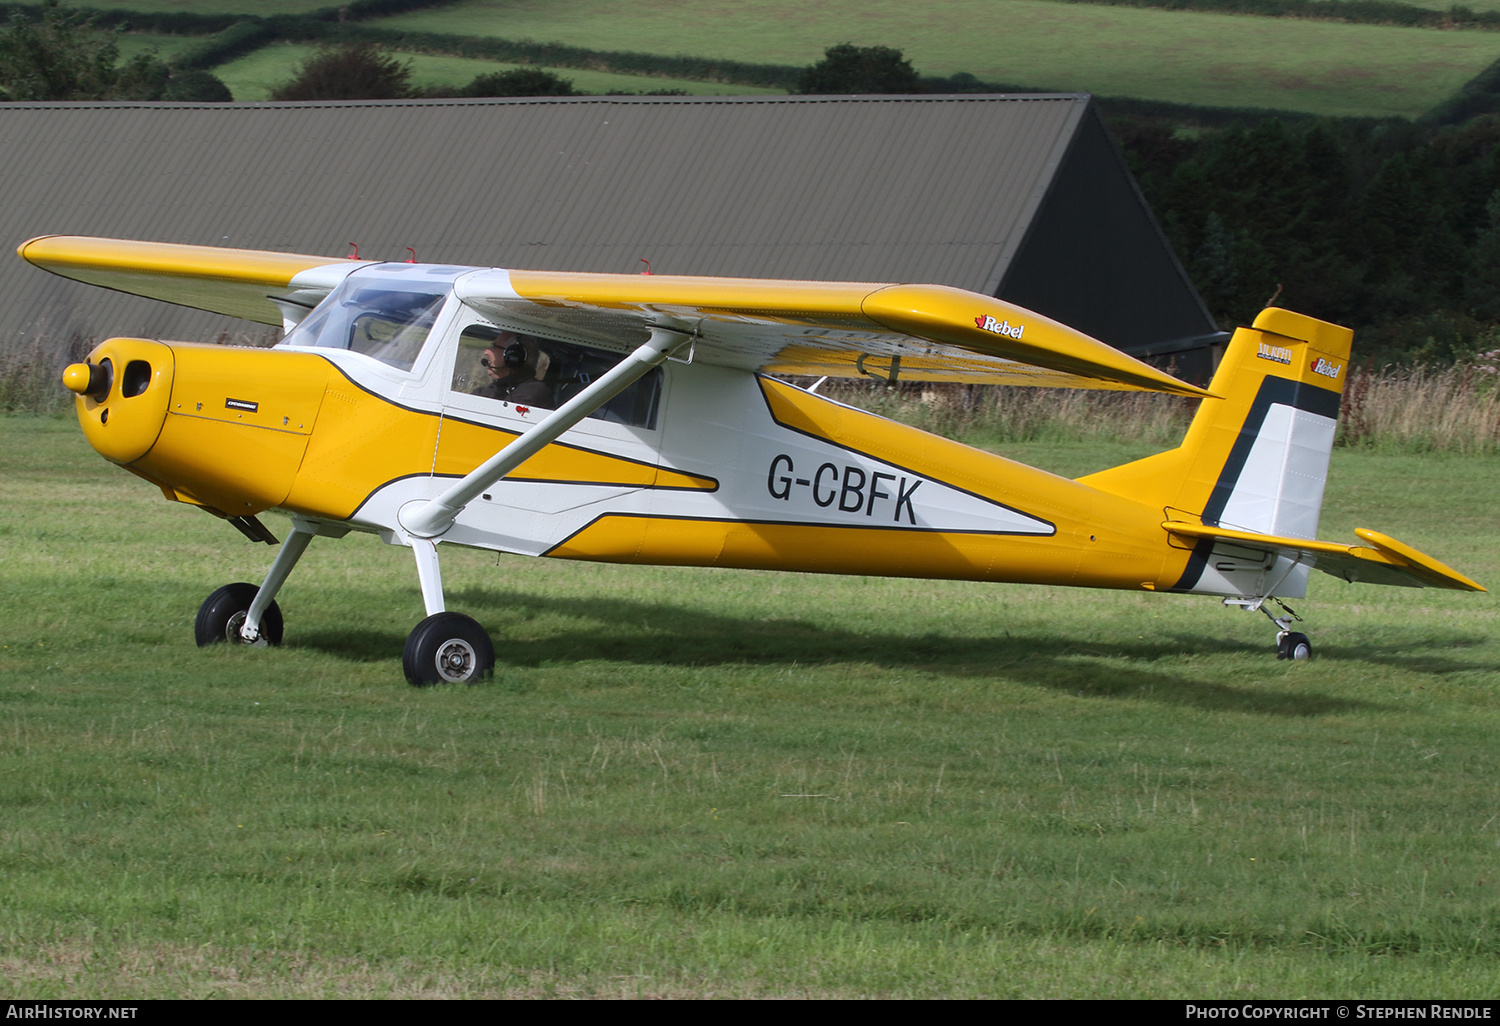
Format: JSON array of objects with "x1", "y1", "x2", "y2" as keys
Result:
[
  {"x1": 195, "y1": 583, "x2": 283, "y2": 648},
  {"x1": 403, "y1": 612, "x2": 494, "y2": 687},
  {"x1": 1277, "y1": 631, "x2": 1312, "y2": 661},
  {"x1": 1252, "y1": 596, "x2": 1310, "y2": 661}
]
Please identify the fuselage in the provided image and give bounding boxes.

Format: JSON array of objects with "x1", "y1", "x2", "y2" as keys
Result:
[{"x1": 70, "y1": 319, "x2": 1195, "y2": 595}]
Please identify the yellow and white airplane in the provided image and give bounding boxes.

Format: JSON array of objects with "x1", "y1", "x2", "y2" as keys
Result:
[{"x1": 23, "y1": 235, "x2": 1485, "y2": 685}]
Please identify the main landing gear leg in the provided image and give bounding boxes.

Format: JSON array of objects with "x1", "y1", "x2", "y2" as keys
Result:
[
  {"x1": 401, "y1": 536, "x2": 494, "y2": 687},
  {"x1": 392, "y1": 327, "x2": 687, "y2": 686}
]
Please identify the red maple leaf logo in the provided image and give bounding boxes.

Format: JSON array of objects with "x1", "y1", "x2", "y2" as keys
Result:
[
  {"x1": 974, "y1": 316, "x2": 986, "y2": 328},
  {"x1": 516, "y1": 406, "x2": 530, "y2": 415}
]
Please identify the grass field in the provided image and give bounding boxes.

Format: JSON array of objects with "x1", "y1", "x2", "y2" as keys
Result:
[
  {"x1": 2, "y1": 414, "x2": 1495, "y2": 997},
  {"x1": 368, "y1": 0, "x2": 1500, "y2": 117},
  {"x1": 212, "y1": 42, "x2": 783, "y2": 103}
]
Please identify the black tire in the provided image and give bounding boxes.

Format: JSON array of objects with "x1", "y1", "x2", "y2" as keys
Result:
[
  {"x1": 1277, "y1": 631, "x2": 1312, "y2": 661},
  {"x1": 195, "y1": 582, "x2": 283, "y2": 647},
  {"x1": 403, "y1": 612, "x2": 495, "y2": 687}
]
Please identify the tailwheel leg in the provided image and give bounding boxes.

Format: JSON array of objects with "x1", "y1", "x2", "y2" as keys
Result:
[
  {"x1": 401, "y1": 537, "x2": 494, "y2": 686},
  {"x1": 1261, "y1": 598, "x2": 1311, "y2": 661},
  {"x1": 1224, "y1": 595, "x2": 1313, "y2": 660}
]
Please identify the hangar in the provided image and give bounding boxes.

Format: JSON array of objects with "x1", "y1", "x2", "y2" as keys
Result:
[{"x1": 0, "y1": 94, "x2": 1224, "y2": 371}]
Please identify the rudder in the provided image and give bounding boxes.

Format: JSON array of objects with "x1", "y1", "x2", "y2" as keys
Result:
[{"x1": 1080, "y1": 306, "x2": 1353, "y2": 597}]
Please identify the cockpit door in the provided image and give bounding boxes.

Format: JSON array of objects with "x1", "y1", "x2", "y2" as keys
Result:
[{"x1": 437, "y1": 318, "x2": 669, "y2": 518}]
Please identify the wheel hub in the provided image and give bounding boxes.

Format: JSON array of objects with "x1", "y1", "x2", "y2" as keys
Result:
[
  {"x1": 224, "y1": 610, "x2": 268, "y2": 647},
  {"x1": 434, "y1": 638, "x2": 477, "y2": 682}
]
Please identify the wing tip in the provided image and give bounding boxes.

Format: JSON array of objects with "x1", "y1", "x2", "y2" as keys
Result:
[{"x1": 17, "y1": 234, "x2": 64, "y2": 264}]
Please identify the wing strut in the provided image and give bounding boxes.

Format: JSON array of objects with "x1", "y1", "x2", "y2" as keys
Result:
[{"x1": 399, "y1": 324, "x2": 693, "y2": 539}]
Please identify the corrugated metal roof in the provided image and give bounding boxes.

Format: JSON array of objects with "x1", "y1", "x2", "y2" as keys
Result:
[{"x1": 0, "y1": 94, "x2": 1137, "y2": 345}]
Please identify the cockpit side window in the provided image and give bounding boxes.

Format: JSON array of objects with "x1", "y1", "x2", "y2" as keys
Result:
[
  {"x1": 282, "y1": 267, "x2": 453, "y2": 372},
  {"x1": 451, "y1": 324, "x2": 662, "y2": 429}
]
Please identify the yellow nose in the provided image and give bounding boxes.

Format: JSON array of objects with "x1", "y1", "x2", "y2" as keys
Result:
[{"x1": 70, "y1": 339, "x2": 175, "y2": 465}]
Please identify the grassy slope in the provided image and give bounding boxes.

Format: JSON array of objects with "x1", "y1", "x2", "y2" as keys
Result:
[
  {"x1": 49, "y1": 0, "x2": 1500, "y2": 114},
  {"x1": 213, "y1": 41, "x2": 782, "y2": 102},
  {"x1": 2, "y1": 414, "x2": 1495, "y2": 996},
  {"x1": 114, "y1": 32, "x2": 200, "y2": 63},
  {"x1": 371, "y1": 0, "x2": 1500, "y2": 117},
  {"x1": 55, "y1": 0, "x2": 332, "y2": 12}
]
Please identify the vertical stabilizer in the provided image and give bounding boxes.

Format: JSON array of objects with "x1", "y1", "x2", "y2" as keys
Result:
[{"x1": 1079, "y1": 307, "x2": 1353, "y2": 597}]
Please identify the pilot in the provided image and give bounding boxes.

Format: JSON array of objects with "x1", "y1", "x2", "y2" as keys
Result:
[{"x1": 476, "y1": 333, "x2": 552, "y2": 407}]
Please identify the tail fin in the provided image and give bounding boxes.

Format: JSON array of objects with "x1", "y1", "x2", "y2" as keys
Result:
[{"x1": 1080, "y1": 307, "x2": 1353, "y2": 596}]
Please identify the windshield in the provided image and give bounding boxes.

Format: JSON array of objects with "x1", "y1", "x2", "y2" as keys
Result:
[{"x1": 281, "y1": 265, "x2": 461, "y2": 371}]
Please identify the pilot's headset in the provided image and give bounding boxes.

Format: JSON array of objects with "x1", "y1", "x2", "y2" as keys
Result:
[
  {"x1": 500, "y1": 337, "x2": 550, "y2": 381},
  {"x1": 483, "y1": 334, "x2": 532, "y2": 374},
  {"x1": 501, "y1": 339, "x2": 528, "y2": 370}
]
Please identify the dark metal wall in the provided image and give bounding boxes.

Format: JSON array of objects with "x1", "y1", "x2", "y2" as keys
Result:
[
  {"x1": 996, "y1": 105, "x2": 1224, "y2": 359},
  {"x1": 0, "y1": 95, "x2": 1217, "y2": 359}
]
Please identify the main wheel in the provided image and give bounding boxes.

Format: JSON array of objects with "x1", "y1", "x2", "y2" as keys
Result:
[
  {"x1": 403, "y1": 612, "x2": 495, "y2": 687},
  {"x1": 195, "y1": 582, "x2": 283, "y2": 647},
  {"x1": 1277, "y1": 631, "x2": 1312, "y2": 661}
]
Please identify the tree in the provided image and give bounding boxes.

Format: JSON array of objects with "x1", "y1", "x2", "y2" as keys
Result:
[
  {"x1": 796, "y1": 43, "x2": 921, "y2": 95},
  {"x1": 460, "y1": 67, "x2": 575, "y2": 98},
  {"x1": 161, "y1": 70, "x2": 232, "y2": 103},
  {"x1": 0, "y1": 0, "x2": 170, "y2": 101},
  {"x1": 271, "y1": 44, "x2": 414, "y2": 102}
]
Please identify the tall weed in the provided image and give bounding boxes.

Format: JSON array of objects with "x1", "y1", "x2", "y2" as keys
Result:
[
  {"x1": 815, "y1": 379, "x2": 1196, "y2": 449},
  {"x1": 7, "y1": 329, "x2": 1498, "y2": 453},
  {"x1": 822, "y1": 359, "x2": 1500, "y2": 455},
  {"x1": 1338, "y1": 354, "x2": 1500, "y2": 454},
  {"x1": 0, "y1": 329, "x2": 279, "y2": 415},
  {"x1": 0, "y1": 332, "x2": 93, "y2": 415}
]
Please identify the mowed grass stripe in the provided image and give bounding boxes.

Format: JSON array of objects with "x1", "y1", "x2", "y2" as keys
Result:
[{"x1": 371, "y1": 0, "x2": 1500, "y2": 116}]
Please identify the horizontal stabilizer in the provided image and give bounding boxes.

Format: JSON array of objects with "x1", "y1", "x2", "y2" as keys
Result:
[{"x1": 1163, "y1": 521, "x2": 1485, "y2": 592}]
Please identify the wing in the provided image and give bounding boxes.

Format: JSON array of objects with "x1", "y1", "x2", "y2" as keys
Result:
[
  {"x1": 18, "y1": 235, "x2": 357, "y2": 326},
  {"x1": 20, "y1": 236, "x2": 1210, "y2": 396},
  {"x1": 1163, "y1": 522, "x2": 1486, "y2": 592},
  {"x1": 462, "y1": 269, "x2": 1213, "y2": 396}
]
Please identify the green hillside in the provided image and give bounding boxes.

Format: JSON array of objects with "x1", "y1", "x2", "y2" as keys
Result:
[
  {"x1": 55, "y1": 0, "x2": 329, "y2": 12},
  {"x1": 33, "y1": 0, "x2": 1500, "y2": 116},
  {"x1": 367, "y1": 0, "x2": 1500, "y2": 117},
  {"x1": 212, "y1": 42, "x2": 782, "y2": 102}
]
